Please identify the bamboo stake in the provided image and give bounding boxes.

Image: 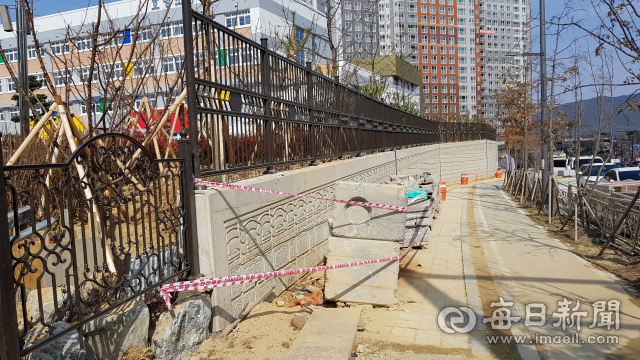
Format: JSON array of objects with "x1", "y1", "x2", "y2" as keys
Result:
[
  {"x1": 163, "y1": 103, "x2": 183, "y2": 159},
  {"x1": 137, "y1": 89, "x2": 187, "y2": 154},
  {"x1": 143, "y1": 97, "x2": 165, "y2": 173},
  {"x1": 57, "y1": 101, "x2": 118, "y2": 274},
  {"x1": 129, "y1": 101, "x2": 146, "y2": 137},
  {"x1": 142, "y1": 96, "x2": 179, "y2": 158},
  {"x1": 7, "y1": 103, "x2": 58, "y2": 166}
]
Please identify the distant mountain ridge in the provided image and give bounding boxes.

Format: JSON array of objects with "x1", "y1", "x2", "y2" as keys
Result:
[{"x1": 555, "y1": 94, "x2": 640, "y2": 132}]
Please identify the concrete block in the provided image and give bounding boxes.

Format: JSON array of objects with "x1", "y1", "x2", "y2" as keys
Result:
[
  {"x1": 283, "y1": 308, "x2": 361, "y2": 360},
  {"x1": 324, "y1": 237, "x2": 399, "y2": 306},
  {"x1": 83, "y1": 301, "x2": 149, "y2": 360},
  {"x1": 331, "y1": 181, "x2": 407, "y2": 241}
]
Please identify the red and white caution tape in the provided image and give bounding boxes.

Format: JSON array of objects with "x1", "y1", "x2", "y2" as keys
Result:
[
  {"x1": 159, "y1": 224, "x2": 428, "y2": 309},
  {"x1": 194, "y1": 178, "x2": 408, "y2": 213}
]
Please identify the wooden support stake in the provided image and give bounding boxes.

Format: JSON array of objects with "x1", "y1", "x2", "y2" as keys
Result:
[
  {"x1": 55, "y1": 100, "x2": 117, "y2": 274},
  {"x1": 7, "y1": 103, "x2": 58, "y2": 166},
  {"x1": 163, "y1": 103, "x2": 183, "y2": 159}
]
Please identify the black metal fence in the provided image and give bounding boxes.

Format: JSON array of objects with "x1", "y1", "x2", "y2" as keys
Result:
[
  {"x1": 0, "y1": 133, "x2": 192, "y2": 358},
  {"x1": 180, "y1": 5, "x2": 496, "y2": 177}
]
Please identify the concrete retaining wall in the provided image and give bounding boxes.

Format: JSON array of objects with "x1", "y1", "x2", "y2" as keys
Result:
[{"x1": 194, "y1": 140, "x2": 497, "y2": 330}]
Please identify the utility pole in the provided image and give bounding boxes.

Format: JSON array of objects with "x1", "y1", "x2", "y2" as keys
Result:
[
  {"x1": 16, "y1": 0, "x2": 28, "y2": 136},
  {"x1": 538, "y1": 0, "x2": 550, "y2": 219}
]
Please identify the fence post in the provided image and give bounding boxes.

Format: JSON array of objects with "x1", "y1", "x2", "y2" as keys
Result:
[
  {"x1": 356, "y1": 98, "x2": 363, "y2": 157},
  {"x1": 0, "y1": 134, "x2": 21, "y2": 359},
  {"x1": 307, "y1": 61, "x2": 318, "y2": 166},
  {"x1": 181, "y1": 0, "x2": 200, "y2": 176},
  {"x1": 261, "y1": 38, "x2": 276, "y2": 174},
  {"x1": 334, "y1": 75, "x2": 343, "y2": 159},
  {"x1": 178, "y1": 130, "x2": 201, "y2": 277}
]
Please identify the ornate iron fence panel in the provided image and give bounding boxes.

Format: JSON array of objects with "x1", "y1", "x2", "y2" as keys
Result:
[
  {"x1": 180, "y1": 3, "x2": 496, "y2": 177},
  {"x1": 0, "y1": 133, "x2": 190, "y2": 356}
]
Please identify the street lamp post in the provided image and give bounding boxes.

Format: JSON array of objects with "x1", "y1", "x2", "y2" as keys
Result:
[
  {"x1": 538, "y1": 0, "x2": 552, "y2": 224},
  {"x1": 16, "y1": 0, "x2": 28, "y2": 136},
  {"x1": 509, "y1": 0, "x2": 550, "y2": 219},
  {"x1": 0, "y1": 3, "x2": 29, "y2": 135}
]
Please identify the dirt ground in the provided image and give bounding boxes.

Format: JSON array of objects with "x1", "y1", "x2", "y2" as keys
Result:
[
  {"x1": 186, "y1": 302, "x2": 307, "y2": 360},
  {"x1": 181, "y1": 254, "x2": 484, "y2": 360},
  {"x1": 184, "y1": 271, "x2": 328, "y2": 360}
]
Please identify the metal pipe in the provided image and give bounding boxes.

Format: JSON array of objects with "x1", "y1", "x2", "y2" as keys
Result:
[{"x1": 16, "y1": 0, "x2": 28, "y2": 135}]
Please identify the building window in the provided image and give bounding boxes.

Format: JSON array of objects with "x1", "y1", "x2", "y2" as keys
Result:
[
  {"x1": 81, "y1": 102, "x2": 101, "y2": 115},
  {"x1": 133, "y1": 59, "x2": 155, "y2": 77},
  {"x1": 135, "y1": 95, "x2": 156, "y2": 110},
  {"x1": 76, "y1": 37, "x2": 92, "y2": 51},
  {"x1": 139, "y1": 27, "x2": 153, "y2": 42},
  {"x1": 34, "y1": 73, "x2": 47, "y2": 89},
  {"x1": 82, "y1": 67, "x2": 98, "y2": 83},
  {"x1": 50, "y1": 41, "x2": 70, "y2": 55},
  {"x1": 225, "y1": 10, "x2": 250, "y2": 28},
  {"x1": 112, "y1": 63, "x2": 124, "y2": 79},
  {"x1": 7, "y1": 77, "x2": 14, "y2": 92},
  {"x1": 4, "y1": 49, "x2": 17, "y2": 62},
  {"x1": 116, "y1": 29, "x2": 132, "y2": 45},
  {"x1": 163, "y1": 56, "x2": 184, "y2": 73},
  {"x1": 295, "y1": 27, "x2": 306, "y2": 65},
  {"x1": 53, "y1": 70, "x2": 70, "y2": 87},
  {"x1": 27, "y1": 46, "x2": 37, "y2": 59},
  {"x1": 161, "y1": 21, "x2": 184, "y2": 38}
]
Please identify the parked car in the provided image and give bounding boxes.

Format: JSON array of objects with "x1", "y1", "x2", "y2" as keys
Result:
[
  {"x1": 568, "y1": 156, "x2": 604, "y2": 170},
  {"x1": 578, "y1": 164, "x2": 619, "y2": 187},
  {"x1": 628, "y1": 161, "x2": 640, "y2": 167},
  {"x1": 603, "y1": 167, "x2": 640, "y2": 182}
]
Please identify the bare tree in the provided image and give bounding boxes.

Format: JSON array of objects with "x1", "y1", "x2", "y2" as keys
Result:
[{"x1": 560, "y1": 0, "x2": 640, "y2": 108}]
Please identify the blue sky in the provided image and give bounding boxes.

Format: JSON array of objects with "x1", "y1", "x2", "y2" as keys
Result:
[
  {"x1": 530, "y1": 0, "x2": 635, "y2": 101},
  {"x1": 28, "y1": 0, "x2": 116, "y2": 16},
  {"x1": 26, "y1": 0, "x2": 637, "y2": 101}
]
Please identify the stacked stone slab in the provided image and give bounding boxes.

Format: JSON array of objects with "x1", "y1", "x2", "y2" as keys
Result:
[
  {"x1": 325, "y1": 181, "x2": 405, "y2": 306},
  {"x1": 398, "y1": 173, "x2": 440, "y2": 247}
]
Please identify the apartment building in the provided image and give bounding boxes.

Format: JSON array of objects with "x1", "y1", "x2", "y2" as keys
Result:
[
  {"x1": 340, "y1": 0, "x2": 530, "y2": 124},
  {"x1": 417, "y1": 0, "x2": 461, "y2": 119},
  {"x1": 341, "y1": 0, "x2": 381, "y2": 59},
  {"x1": 0, "y1": 0, "x2": 330, "y2": 133},
  {"x1": 456, "y1": 0, "x2": 482, "y2": 118},
  {"x1": 479, "y1": 0, "x2": 531, "y2": 133}
]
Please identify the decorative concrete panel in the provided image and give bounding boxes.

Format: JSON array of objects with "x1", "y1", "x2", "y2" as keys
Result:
[{"x1": 196, "y1": 140, "x2": 498, "y2": 331}]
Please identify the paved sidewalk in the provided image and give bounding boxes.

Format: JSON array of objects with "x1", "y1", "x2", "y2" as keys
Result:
[{"x1": 356, "y1": 179, "x2": 640, "y2": 359}]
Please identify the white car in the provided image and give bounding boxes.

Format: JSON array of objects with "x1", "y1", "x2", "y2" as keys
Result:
[
  {"x1": 568, "y1": 156, "x2": 604, "y2": 170},
  {"x1": 578, "y1": 164, "x2": 619, "y2": 187},
  {"x1": 603, "y1": 167, "x2": 640, "y2": 182}
]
